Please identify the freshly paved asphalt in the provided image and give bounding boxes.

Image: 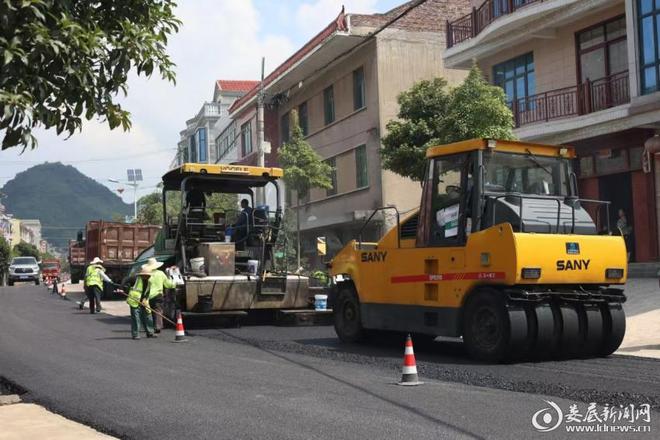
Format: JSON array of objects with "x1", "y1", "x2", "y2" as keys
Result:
[{"x1": 0, "y1": 284, "x2": 658, "y2": 439}]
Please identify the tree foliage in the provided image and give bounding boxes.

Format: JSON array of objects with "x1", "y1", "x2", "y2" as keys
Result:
[
  {"x1": 136, "y1": 191, "x2": 238, "y2": 225},
  {"x1": 381, "y1": 65, "x2": 515, "y2": 182},
  {"x1": 0, "y1": 0, "x2": 181, "y2": 150},
  {"x1": 0, "y1": 236, "x2": 11, "y2": 270},
  {"x1": 13, "y1": 241, "x2": 40, "y2": 259},
  {"x1": 279, "y1": 110, "x2": 333, "y2": 199}
]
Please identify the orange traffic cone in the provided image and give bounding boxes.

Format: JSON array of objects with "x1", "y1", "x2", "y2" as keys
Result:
[
  {"x1": 174, "y1": 310, "x2": 187, "y2": 343},
  {"x1": 397, "y1": 334, "x2": 422, "y2": 386}
]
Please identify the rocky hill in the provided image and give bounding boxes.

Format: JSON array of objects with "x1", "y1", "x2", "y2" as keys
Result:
[{"x1": 1, "y1": 162, "x2": 132, "y2": 248}]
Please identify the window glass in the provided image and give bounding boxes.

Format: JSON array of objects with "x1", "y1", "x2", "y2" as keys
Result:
[
  {"x1": 630, "y1": 147, "x2": 644, "y2": 170},
  {"x1": 197, "y1": 128, "x2": 207, "y2": 162},
  {"x1": 241, "y1": 121, "x2": 252, "y2": 156},
  {"x1": 189, "y1": 135, "x2": 197, "y2": 162},
  {"x1": 579, "y1": 156, "x2": 595, "y2": 178},
  {"x1": 483, "y1": 151, "x2": 569, "y2": 196},
  {"x1": 430, "y1": 155, "x2": 466, "y2": 244},
  {"x1": 298, "y1": 102, "x2": 309, "y2": 136},
  {"x1": 641, "y1": 0, "x2": 653, "y2": 14},
  {"x1": 353, "y1": 67, "x2": 365, "y2": 110},
  {"x1": 355, "y1": 145, "x2": 368, "y2": 188},
  {"x1": 644, "y1": 66, "x2": 657, "y2": 93},
  {"x1": 606, "y1": 18, "x2": 626, "y2": 40},
  {"x1": 579, "y1": 26, "x2": 605, "y2": 50},
  {"x1": 642, "y1": 16, "x2": 656, "y2": 64},
  {"x1": 323, "y1": 86, "x2": 335, "y2": 125},
  {"x1": 581, "y1": 48, "x2": 606, "y2": 81},
  {"x1": 608, "y1": 40, "x2": 628, "y2": 74},
  {"x1": 493, "y1": 53, "x2": 534, "y2": 103},
  {"x1": 595, "y1": 149, "x2": 627, "y2": 174},
  {"x1": 326, "y1": 157, "x2": 337, "y2": 196}
]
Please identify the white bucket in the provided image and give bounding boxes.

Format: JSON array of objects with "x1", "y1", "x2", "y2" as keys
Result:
[
  {"x1": 190, "y1": 257, "x2": 205, "y2": 273},
  {"x1": 247, "y1": 259, "x2": 259, "y2": 275},
  {"x1": 314, "y1": 294, "x2": 328, "y2": 311}
]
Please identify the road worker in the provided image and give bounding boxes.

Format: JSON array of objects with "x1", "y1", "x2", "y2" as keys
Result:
[
  {"x1": 81, "y1": 257, "x2": 111, "y2": 314},
  {"x1": 127, "y1": 265, "x2": 155, "y2": 339},
  {"x1": 142, "y1": 258, "x2": 176, "y2": 333}
]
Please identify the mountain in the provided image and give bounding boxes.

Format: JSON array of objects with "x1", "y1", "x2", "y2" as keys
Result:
[{"x1": 1, "y1": 162, "x2": 132, "y2": 248}]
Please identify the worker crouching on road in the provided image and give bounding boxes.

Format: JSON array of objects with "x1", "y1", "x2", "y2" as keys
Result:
[
  {"x1": 82, "y1": 257, "x2": 111, "y2": 314},
  {"x1": 127, "y1": 266, "x2": 156, "y2": 340},
  {"x1": 142, "y1": 258, "x2": 176, "y2": 334}
]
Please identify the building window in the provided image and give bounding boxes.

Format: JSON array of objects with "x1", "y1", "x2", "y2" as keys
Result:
[
  {"x1": 638, "y1": 0, "x2": 660, "y2": 94},
  {"x1": 298, "y1": 102, "x2": 309, "y2": 136},
  {"x1": 493, "y1": 53, "x2": 535, "y2": 104},
  {"x1": 197, "y1": 128, "x2": 207, "y2": 163},
  {"x1": 353, "y1": 67, "x2": 365, "y2": 110},
  {"x1": 241, "y1": 121, "x2": 252, "y2": 156},
  {"x1": 189, "y1": 135, "x2": 197, "y2": 163},
  {"x1": 281, "y1": 112, "x2": 290, "y2": 145},
  {"x1": 323, "y1": 85, "x2": 335, "y2": 125},
  {"x1": 326, "y1": 157, "x2": 337, "y2": 197},
  {"x1": 355, "y1": 145, "x2": 368, "y2": 188},
  {"x1": 577, "y1": 16, "x2": 627, "y2": 84}
]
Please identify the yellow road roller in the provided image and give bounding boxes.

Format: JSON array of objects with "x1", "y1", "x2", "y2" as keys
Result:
[{"x1": 329, "y1": 139, "x2": 627, "y2": 362}]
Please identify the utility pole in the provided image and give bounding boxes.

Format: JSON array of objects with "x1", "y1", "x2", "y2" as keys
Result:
[{"x1": 256, "y1": 57, "x2": 265, "y2": 206}]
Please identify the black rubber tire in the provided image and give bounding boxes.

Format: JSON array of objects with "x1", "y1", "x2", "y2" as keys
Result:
[
  {"x1": 531, "y1": 302, "x2": 558, "y2": 359},
  {"x1": 35, "y1": 279, "x2": 40, "y2": 285},
  {"x1": 599, "y1": 303, "x2": 626, "y2": 356},
  {"x1": 462, "y1": 289, "x2": 511, "y2": 362},
  {"x1": 333, "y1": 285, "x2": 365, "y2": 343},
  {"x1": 558, "y1": 304, "x2": 583, "y2": 358},
  {"x1": 581, "y1": 304, "x2": 604, "y2": 357},
  {"x1": 508, "y1": 303, "x2": 532, "y2": 361}
]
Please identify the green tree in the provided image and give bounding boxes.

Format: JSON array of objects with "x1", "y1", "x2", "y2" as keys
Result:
[
  {"x1": 135, "y1": 191, "x2": 237, "y2": 225},
  {"x1": 382, "y1": 65, "x2": 515, "y2": 182},
  {"x1": 278, "y1": 110, "x2": 333, "y2": 268},
  {"x1": 0, "y1": 0, "x2": 181, "y2": 150},
  {"x1": 0, "y1": 236, "x2": 11, "y2": 285},
  {"x1": 13, "y1": 241, "x2": 40, "y2": 259}
]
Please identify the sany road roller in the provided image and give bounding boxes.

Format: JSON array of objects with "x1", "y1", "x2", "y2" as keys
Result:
[{"x1": 329, "y1": 139, "x2": 627, "y2": 362}]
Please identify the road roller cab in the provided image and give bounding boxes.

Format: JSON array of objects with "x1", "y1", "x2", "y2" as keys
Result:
[{"x1": 329, "y1": 138, "x2": 627, "y2": 362}]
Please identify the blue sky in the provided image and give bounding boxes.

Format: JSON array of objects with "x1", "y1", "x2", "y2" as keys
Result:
[{"x1": 0, "y1": 0, "x2": 406, "y2": 200}]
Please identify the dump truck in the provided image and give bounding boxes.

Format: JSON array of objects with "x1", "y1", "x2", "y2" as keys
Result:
[
  {"x1": 40, "y1": 259, "x2": 61, "y2": 285},
  {"x1": 69, "y1": 221, "x2": 161, "y2": 294},
  {"x1": 123, "y1": 163, "x2": 323, "y2": 324},
  {"x1": 329, "y1": 139, "x2": 627, "y2": 362}
]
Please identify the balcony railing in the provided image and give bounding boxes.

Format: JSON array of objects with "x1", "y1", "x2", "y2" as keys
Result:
[
  {"x1": 510, "y1": 71, "x2": 630, "y2": 128},
  {"x1": 447, "y1": 0, "x2": 543, "y2": 48}
]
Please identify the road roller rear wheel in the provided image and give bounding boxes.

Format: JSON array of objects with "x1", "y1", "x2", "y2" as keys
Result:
[
  {"x1": 599, "y1": 303, "x2": 626, "y2": 356},
  {"x1": 580, "y1": 304, "x2": 604, "y2": 357},
  {"x1": 463, "y1": 290, "x2": 512, "y2": 362},
  {"x1": 531, "y1": 303, "x2": 559, "y2": 359},
  {"x1": 558, "y1": 304, "x2": 583, "y2": 358},
  {"x1": 334, "y1": 285, "x2": 365, "y2": 343}
]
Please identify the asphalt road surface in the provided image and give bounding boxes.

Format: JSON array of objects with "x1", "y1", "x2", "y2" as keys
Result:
[{"x1": 0, "y1": 284, "x2": 658, "y2": 439}]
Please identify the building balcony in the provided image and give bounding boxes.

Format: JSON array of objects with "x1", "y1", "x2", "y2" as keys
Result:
[
  {"x1": 447, "y1": 0, "x2": 543, "y2": 48},
  {"x1": 444, "y1": 0, "x2": 617, "y2": 69},
  {"x1": 510, "y1": 71, "x2": 630, "y2": 128}
]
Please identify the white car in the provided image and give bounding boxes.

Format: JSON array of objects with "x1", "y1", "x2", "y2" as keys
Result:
[{"x1": 8, "y1": 257, "x2": 41, "y2": 286}]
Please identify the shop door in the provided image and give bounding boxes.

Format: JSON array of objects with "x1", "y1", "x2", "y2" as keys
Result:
[{"x1": 599, "y1": 172, "x2": 634, "y2": 259}]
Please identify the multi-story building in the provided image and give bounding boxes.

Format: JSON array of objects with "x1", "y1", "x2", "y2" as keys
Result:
[
  {"x1": 226, "y1": 1, "x2": 470, "y2": 259},
  {"x1": 0, "y1": 204, "x2": 11, "y2": 244},
  {"x1": 173, "y1": 80, "x2": 259, "y2": 167},
  {"x1": 444, "y1": 0, "x2": 660, "y2": 263},
  {"x1": 20, "y1": 219, "x2": 41, "y2": 248}
]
